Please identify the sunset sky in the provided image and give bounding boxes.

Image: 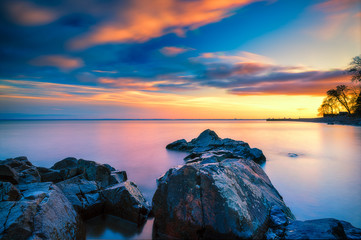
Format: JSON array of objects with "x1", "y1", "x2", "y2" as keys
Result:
[{"x1": 0, "y1": 0, "x2": 360, "y2": 119}]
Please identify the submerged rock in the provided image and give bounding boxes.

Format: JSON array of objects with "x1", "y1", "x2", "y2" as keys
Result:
[
  {"x1": 152, "y1": 158, "x2": 294, "y2": 239},
  {"x1": 166, "y1": 129, "x2": 266, "y2": 163},
  {"x1": 287, "y1": 153, "x2": 298, "y2": 158}
]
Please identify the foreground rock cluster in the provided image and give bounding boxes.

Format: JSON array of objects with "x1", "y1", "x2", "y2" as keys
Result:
[
  {"x1": 0, "y1": 156, "x2": 150, "y2": 240},
  {"x1": 153, "y1": 130, "x2": 361, "y2": 239}
]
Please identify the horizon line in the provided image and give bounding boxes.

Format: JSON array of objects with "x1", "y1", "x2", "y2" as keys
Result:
[{"x1": 0, "y1": 118, "x2": 267, "y2": 121}]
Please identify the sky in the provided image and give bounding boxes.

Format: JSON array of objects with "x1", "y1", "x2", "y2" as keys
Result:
[{"x1": 0, "y1": 0, "x2": 360, "y2": 119}]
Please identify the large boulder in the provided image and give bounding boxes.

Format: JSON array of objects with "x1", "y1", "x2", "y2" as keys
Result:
[
  {"x1": 0, "y1": 182, "x2": 84, "y2": 240},
  {"x1": 166, "y1": 129, "x2": 266, "y2": 163},
  {"x1": 152, "y1": 158, "x2": 294, "y2": 239}
]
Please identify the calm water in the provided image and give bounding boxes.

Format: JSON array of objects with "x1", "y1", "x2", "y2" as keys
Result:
[{"x1": 0, "y1": 120, "x2": 360, "y2": 239}]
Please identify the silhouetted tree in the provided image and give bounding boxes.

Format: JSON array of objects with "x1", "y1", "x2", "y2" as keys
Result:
[
  {"x1": 348, "y1": 55, "x2": 361, "y2": 82},
  {"x1": 348, "y1": 55, "x2": 361, "y2": 116},
  {"x1": 326, "y1": 85, "x2": 352, "y2": 114},
  {"x1": 318, "y1": 96, "x2": 339, "y2": 116}
]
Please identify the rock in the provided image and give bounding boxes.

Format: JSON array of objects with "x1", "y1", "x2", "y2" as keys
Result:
[
  {"x1": 51, "y1": 157, "x2": 78, "y2": 170},
  {"x1": 56, "y1": 176, "x2": 103, "y2": 220},
  {"x1": 0, "y1": 182, "x2": 21, "y2": 201},
  {"x1": 166, "y1": 129, "x2": 266, "y2": 163},
  {"x1": 0, "y1": 157, "x2": 41, "y2": 184},
  {"x1": 270, "y1": 205, "x2": 289, "y2": 227},
  {"x1": 0, "y1": 182, "x2": 84, "y2": 240},
  {"x1": 37, "y1": 167, "x2": 63, "y2": 183},
  {"x1": 0, "y1": 156, "x2": 151, "y2": 238},
  {"x1": 284, "y1": 218, "x2": 361, "y2": 240},
  {"x1": 102, "y1": 181, "x2": 151, "y2": 225},
  {"x1": 287, "y1": 153, "x2": 298, "y2": 158},
  {"x1": 0, "y1": 165, "x2": 19, "y2": 184},
  {"x1": 109, "y1": 170, "x2": 128, "y2": 185},
  {"x1": 77, "y1": 159, "x2": 111, "y2": 187},
  {"x1": 152, "y1": 158, "x2": 294, "y2": 239},
  {"x1": 165, "y1": 139, "x2": 188, "y2": 151}
]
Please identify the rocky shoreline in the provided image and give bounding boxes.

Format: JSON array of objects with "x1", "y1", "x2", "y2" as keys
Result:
[
  {"x1": 1, "y1": 129, "x2": 360, "y2": 239},
  {"x1": 0, "y1": 157, "x2": 150, "y2": 240}
]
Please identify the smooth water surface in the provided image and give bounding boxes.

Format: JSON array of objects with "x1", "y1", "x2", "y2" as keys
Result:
[{"x1": 0, "y1": 120, "x2": 360, "y2": 239}]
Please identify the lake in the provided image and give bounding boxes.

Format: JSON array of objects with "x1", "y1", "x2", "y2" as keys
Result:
[{"x1": 0, "y1": 120, "x2": 360, "y2": 239}]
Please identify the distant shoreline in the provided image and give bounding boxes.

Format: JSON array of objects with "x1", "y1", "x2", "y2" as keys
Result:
[
  {"x1": 267, "y1": 116, "x2": 361, "y2": 127},
  {"x1": 0, "y1": 118, "x2": 264, "y2": 121}
]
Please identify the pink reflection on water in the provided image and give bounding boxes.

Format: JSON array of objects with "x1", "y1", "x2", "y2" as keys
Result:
[{"x1": 0, "y1": 120, "x2": 360, "y2": 239}]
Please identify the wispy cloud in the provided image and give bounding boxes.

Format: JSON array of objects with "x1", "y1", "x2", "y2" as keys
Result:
[
  {"x1": 6, "y1": 1, "x2": 59, "y2": 25},
  {"x1": 160, "y1": 46, "x2": 194, "y2": 56},
  {"x1": 29, "y1": 55, "x2": 83, "y2": 71}
]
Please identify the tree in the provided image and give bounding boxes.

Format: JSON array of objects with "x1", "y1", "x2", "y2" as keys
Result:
[
  {"x1": 347, "y1": 55, "x2": 361, "y2": 116},
  {"x1": 348, "y1": 55, "x2": 361, "y2": 82},
  {"x1": 326, "y1": 85, "x2": 352, "y2": 114},
  {"x1": 318, "y1": 96, "x2": 339, "y2": 116}
]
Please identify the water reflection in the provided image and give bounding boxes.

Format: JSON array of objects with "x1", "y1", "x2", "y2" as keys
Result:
[
  {"x1": 86, "y1": 215, "x2": 153, "y2": 240},
  {"x1": 0, "y1": 120, "x2": 360, "y2": 239}
]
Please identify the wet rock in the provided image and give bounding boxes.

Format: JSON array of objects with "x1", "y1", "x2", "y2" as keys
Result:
[
  {"x1": 287, "y1": 153, "x2": 298, "y2": 158},
  {"x1": 284, "y1": 218, "x2": 361, "y2": 240},
  {"x1": 51, "y1": 157, "x2": 78, "y2": 170},
  {"x1": 152, "y1": 158, "x2": 294, "y2": 239},
  {"x1": 0, "y1": 157, "x2": 40, "y2": 184},
  {"x1": 109, "y1": 170, "x2": 128, "y2": 185},
  {"x1": 165, "y1": 139, "x2": 188, "y2": 151},
  {"x1": 166, "y1": 129, "x2": 266, "y2": 163},
  {"x1": 77, "y1": 159, "x2": 111, "y2": 187},
  {"x1": 1, "y1": 156, "x2": 150, "y2": 238},
  {"x1": 0, "y1": 182, "x2": 84, "y2": 240},
  {"x1": 102, "y1": 181, "x2": 151, "y2": 225},
  {"x1": 56, "y1": 176, "x2": 103, "y2": 220},
  {"x1": 0, "y1": 182, "x2": 21, "y2": 201},
  {"x1": 0, "y1": 165, "x2": 19, "y2": 184},
  {"x1": 37, "y1": 167, "x2": 63, "y2": 183}
]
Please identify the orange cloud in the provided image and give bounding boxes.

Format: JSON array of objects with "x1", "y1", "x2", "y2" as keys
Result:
[
  {"x1": 29, "y1": 55, "x2": 83, "y2": 70},
  {"x1": 160, "y1": 46, "x2": 194, "y2": 56},
  {"x1": 70, "y1": 0, "x2": 262, "y2": 49},
  {"x1": 98, "y1": 77, "x2": 164, "y2": 90},
  {"x1": 7, "y1": 1, "x2": 59, "y2": 25}
]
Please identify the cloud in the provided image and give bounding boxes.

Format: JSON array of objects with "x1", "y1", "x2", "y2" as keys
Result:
[
  {"x1": 6, "y1": 1, "x2": 59, "y2": 26},
  {"x1": 160, "y1": 46, "x2": 194, "y2": 56},
  {"x1": 29, "y1": 55, "x2": 83, "y2": 70},
  {"x1": 189, "y1": 51, "x2": 351, "y2": 95},
  {"x1": 197, "y1": 51, "x2": 274, "y2": 64},
  {"x1": 313, "y1": 0, "x2": 360, "y2": 13},
  {"x1": 309, "y1": 0, "x2": 361, "y2": 41},
  {"x1": 69, "y1": 0, "x2": 263, "y2": 49}
]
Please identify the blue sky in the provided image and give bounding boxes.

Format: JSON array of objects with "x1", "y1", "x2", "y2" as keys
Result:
[{"x1": 0, "y1": 0, "x2": 360, "y2": 119}]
